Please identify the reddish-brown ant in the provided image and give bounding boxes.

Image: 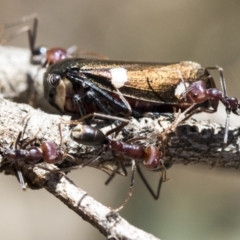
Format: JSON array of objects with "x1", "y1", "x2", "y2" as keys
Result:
[
  {"x1": 0, "y1": 130, "x2": 64, "y2": 190},
  {"x1": 0, "y1": 14, "x2": 107, "y2": 67},
  {"x1": 0, "y1": 14, "x2": 107, "y2": 105},
  {"x1": 71, "y1": 125, "x2": 164, "y2": 170},
  {"x1": 56, "y1": 122, "x2": 167, "y2": 211},
  {"x1": 54, "y1": 105, "x2": 194, "y2": 211},
  {"x1": 179, "y1": 67, "x2": 240, "y2": 162}
]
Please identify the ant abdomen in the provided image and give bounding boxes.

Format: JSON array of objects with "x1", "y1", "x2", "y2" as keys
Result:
[{"x1": 71, "y1": 125, "x2": 108, "y2": 146}]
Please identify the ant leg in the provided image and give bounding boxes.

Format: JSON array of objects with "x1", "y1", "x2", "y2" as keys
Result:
[
  {"x1": 40, "y1": 148, "x2": 104, "y2": 173},
  {"x1": 29, "y1": 15, "x2": 38, "y2": 53},
  {"x1": 115, "y1": 88, "x2": 132, "y2": 119},
  {"x1": 1, "y1": 25, "x2": 30, "y2": 44},
  {"x1": 81, "y1": 148, "x2": 105, "y2": 168},
  {"x1": 59, "y1": 113, "x2": 129, "y2": 128},
  {"x1": 105, "y1": 171, "x2": 117, "y2": 185},
  {"x1": 20, "y1": 118, "x2": 40, "y2": 149},
  {"x1": 1, "y1": 14, "x2": 38, "y2": 30},
  {"x1": 158, "y1": 105, "x2": 198, "y2": 143},
  {"x1": 14, "y1": 131, "x2": 22, "y2": 149},
  {"x1": 110, "y1": 88, "x2": 132, "y2": 136},
  {"x1": 223, "y1": 110, "x2": 231, "y2": 151},
  {"x1": 12, "y1": 119, "x2": 31, "y2": 189},
  {"x1": 105, "y1": 120, "x2": 129, "y2": 137},
  {"x1": 21, "y1": 138, "x2": 37, "y2": 149},
  {"x1": 205, "y1": 66, "x2": 227, "y2": 96},
  {"x1": 177, "y1": 104, "x2": 216, "y2": 124},
  {"x1": 0, "y1": 14, "x2": 38, "y2": 54},
  {"x1": 105, "y1": 156, "x2": 129, "y2": 185},
  {"x1": 113, "y1": 159, "x2": 136, "y2": 212},
  {"x1": 211, "y1": 109, "x2": 231, "y2": 168},
  {"x1": 59, "y1": 113, "x2": 129, "y2": 141},
  {"x1": 136, "y1": 164, "x2": 163, "y2": 200},
  {"x1": 32, "y1": 156, "x2": 114, "y2": 179},
  {"x1": 93, "y1": 89, "x2": 131, "y2": 137},
  {"x1": 14, "y1": 161, "x2": 26, "y2": 190},
  {"x1": 78, "y1": 113, "x2": 129, "y2": 125},
  {"x1": 176, "y1": 69, "x2": 189, "y2": 90}
]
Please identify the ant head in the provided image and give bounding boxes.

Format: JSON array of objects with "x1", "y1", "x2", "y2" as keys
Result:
[
  {"x1": 32, "y1": 47, "x2": 69, "y2": 67},
  {"x1": 46, "y1": 47, "x2": 68, "y2": 66},
  {"x1": 41, "y1": 141, "x2": 63, "y2": 164},
  {"x1": 228, "y1": 97, "x2": 239, "y2": 112},
  {"x1": 143, "y1": 146, "x2": 163, "y2": 170},
  {"x1": 221, "y1": 96, "x2": 240, "y2": 115},
  {"x1": 181, "y1": 81, "x2": 208, "y2": 104},
  {"x1": 31, "y1": 46, "x2": 47, "y2": 65}
]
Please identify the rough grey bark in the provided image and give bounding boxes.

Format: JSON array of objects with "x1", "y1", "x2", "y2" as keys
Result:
[{"x1": 0, "y1": 46, "x2": 240, "y2": 240}]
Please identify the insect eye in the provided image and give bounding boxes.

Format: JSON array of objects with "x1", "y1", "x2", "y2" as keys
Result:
[
  {"x1": 47, "y1": 74, "x2": 61, "y2": 87},
  {"x1": 33, "y1": 46, "x2": 47, "y2": 56},
  {"x1": 31, "y1": 46, "x2": 47, "y2": 65}
]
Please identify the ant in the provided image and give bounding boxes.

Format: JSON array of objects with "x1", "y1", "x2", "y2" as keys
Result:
[
  {"x1": 56, "y1": 106, "x2": 193, "y2": 211},
  {"x1": 179, "y1": 67, "x2": 240, "y2": 164},
  {"x1": 0, "y1": 14, "x2": 107, "y2": 67},
  {"x1": 52, "y1": 102, "x2": 199, "y2": 211},
  {"x1": 0, "y1": 130, "x2": 65, "y2": 190},
  {"x1": 56, "y1": 123, "x2": 166, "y2": 212}
]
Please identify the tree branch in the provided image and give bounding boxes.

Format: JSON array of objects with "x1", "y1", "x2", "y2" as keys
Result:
[
  {"x1": 0, "y1": 96, "x2": 162, "y2": 240},
  {"x1": 0, "y1": 46, "x2": 239, "y2": 240}
]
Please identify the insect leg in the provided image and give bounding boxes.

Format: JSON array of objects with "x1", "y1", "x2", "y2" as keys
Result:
[
  {"x1": 113, "y1": 159, "x2": 136, "y2": 212},
  {"x1": 205, "y1": 66, "x2": 227, "y2": 96},
  {"x1": 14, "y1": 160, "x2": 27, "y2": 190},
  {"x1": 0, "y1": 14, "x2": 38, "y2": 56},
  {"x1": 72, "y1": 95, "x2": 89, "y2": 124},
  {"x1": 85, "y1": 89, "x2": 112, "y2": 115},
  {"x1": 66, "y1": 72, "x2": 131, "y2": 115},
  {"x1": 136, "y1": 164, "x2": 163, "y2": 200}
]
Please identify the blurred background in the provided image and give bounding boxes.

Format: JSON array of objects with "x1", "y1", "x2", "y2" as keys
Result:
[{"x1": 1, "y1": 1, "x2": 240, "y2": 239}]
